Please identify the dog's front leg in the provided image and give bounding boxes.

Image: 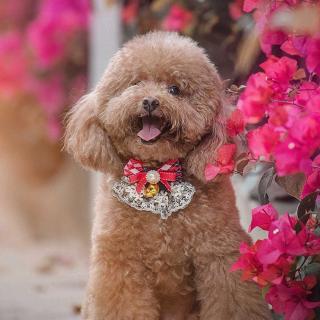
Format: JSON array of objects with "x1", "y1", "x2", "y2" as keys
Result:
[
  {"x1": 193, "y1": 251, "x2": 271, "y2": 320},
  {"x1": 82, "y1": 235, "x2": 160, "y2": 320}
]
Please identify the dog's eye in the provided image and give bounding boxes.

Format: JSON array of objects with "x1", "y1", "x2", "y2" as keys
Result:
[{"x1": 168, "y1": 85, "x2": 180, "y2": 96}]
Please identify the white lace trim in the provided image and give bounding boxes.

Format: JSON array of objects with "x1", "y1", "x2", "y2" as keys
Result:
[{"x1": 112, "y1": 178, "x2": 195, "y2": 219}]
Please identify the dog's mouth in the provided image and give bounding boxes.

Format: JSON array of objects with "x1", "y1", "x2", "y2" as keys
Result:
[{"x1": 137, "y1": 115, "x2": 169, "y2": 144}]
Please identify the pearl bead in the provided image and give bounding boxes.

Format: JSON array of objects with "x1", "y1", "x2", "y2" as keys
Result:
[{"x1": 146, "y1": 170, "x2": 160, "y2": 184}]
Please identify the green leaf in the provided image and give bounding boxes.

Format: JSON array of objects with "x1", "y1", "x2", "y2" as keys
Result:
[
  {"x1": 297, "y1": 191, "x2": 319, "y2": 224},
  {"x1": 258, "y1": 167, "x2": 275, "y2": 205},
  {"x1": 236, "y1": 159, "x2": 250, "y2": 175},
  {"x1": 304, "y1": 262, "x2": 320, "y2": 276},
  {"x1": 275, "y1": 173, "x2": 305, "y2": 200},
  {"x1": 261, "y1": 285, "x2": 270, "y2": 299},
  {"x1": 314, "y1": 227, "x2": 320, "y2": 237},
  {"x1": 271, "y1": 311, "x2": 284, "y2": 320}
]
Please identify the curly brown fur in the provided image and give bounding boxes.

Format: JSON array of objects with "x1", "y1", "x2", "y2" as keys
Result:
[{"x1": 65, "y1": 31, "x2": 271, "y2": 320}]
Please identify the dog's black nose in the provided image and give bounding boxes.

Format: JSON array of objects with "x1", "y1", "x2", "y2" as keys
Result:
[{"x1": 142, "y1": 97, "x2": 159, "y2": 113}]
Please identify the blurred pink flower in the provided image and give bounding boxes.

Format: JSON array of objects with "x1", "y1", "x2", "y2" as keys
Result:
[
  {"x1": 229, "y1": 0, "x2": 245, "y2": 20},
  {"x1": 121, "y1": 0, "x2": 139, "y2": 24},
  {"x1": 0, "y1": 31, "x2": 30, "y2": 99},
  {"x1": 243, "y1": 0, "x2": 259, "y2": 13},
  {"x1": 0, "y1": 0, "x2": 35, "y2": 29},
  {"x1": 162, "y1": 4, "x2": 193, "y2": 32},
  {"x1": 28, "y1": 0, "x2": 90, "y2": 68},
  {"x1": 30, "y1": 75, "x2": 65, "y2": 115},
  {"x1": 47, "y1": 118, "x2": 62, "y2": 141}
]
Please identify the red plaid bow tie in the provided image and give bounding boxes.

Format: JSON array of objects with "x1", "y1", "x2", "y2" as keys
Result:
[{"x1": 124, "y1": 159, "x2": 182, "y2": 193}]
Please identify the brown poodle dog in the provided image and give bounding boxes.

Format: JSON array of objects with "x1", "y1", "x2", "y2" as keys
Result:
[{"x1": 65, "y1": 32, "x2": 271, "y2": 320}]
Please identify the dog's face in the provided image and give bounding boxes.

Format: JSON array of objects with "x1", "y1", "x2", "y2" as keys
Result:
[{"x1": 65, "y1": 32, "x2": 227, "y2": 181}]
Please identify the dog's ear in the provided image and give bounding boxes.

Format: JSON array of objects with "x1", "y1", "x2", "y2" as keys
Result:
[
  {"x1": 64, "y1": 92, "x2": 121, "y2": 174},
  {"x1": 185, "y1": 111, "x2": 227, "y2": 183}
]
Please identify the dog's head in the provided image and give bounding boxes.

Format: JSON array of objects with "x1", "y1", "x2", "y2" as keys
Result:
[{"x1": 65, "y1": 32, "x2": 227, "y2": 182}]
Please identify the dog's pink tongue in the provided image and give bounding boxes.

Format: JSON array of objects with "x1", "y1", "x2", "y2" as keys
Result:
[{"x1": 138, "y1": 117, "x2": 161, "y2": 141}]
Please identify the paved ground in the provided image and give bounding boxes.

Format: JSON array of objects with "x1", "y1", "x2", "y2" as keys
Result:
[{"x1": 0, "y1": 243, "x2": 88, "y2": 320}]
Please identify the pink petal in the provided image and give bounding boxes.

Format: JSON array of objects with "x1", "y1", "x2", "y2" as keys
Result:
[
  {"x1": 248, "y1": 204, "x2": 279, "y2": 232},
  {"x1": 204, "y1": 164, "x2": 220, "y2": 181},
  {"x1": 243, "y1": 0, "x2": 259, "y2": 12},
  {"x1": 256, "y1": 240, "x2": 282, "y2": 264}
]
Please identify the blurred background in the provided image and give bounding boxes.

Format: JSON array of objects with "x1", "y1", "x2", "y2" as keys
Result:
[{"x1": 0, "y1": 0, "x2": 294, "y2": 319}]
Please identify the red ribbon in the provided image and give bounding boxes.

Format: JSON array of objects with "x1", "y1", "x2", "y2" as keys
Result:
[{"x1": 124, "y1": 159, "x2": 181, "y2": 193}]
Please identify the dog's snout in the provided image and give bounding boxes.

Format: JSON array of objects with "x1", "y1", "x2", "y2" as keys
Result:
[{"x1": 142, "y1": 97, "x2": 159, "y2": 113}]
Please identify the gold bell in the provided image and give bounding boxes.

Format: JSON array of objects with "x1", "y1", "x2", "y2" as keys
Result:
[{"x1": 143, "y1": 183, "x2": 160, "y2": 198}]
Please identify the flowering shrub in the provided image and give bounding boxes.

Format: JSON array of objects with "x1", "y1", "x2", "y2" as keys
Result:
[
  {"x1": 0, "y1": 0, "x2": 90, "y2": 140},
  {"x1": 232, "y1": 205, "x2": 320, "y2": 320},
  {"x1": 205, "y1": 1, "x2": 320, "y2": 319}
]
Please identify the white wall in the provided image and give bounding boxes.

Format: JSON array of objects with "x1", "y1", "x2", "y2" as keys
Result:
[{"x1": 89, "y1": 0, "x2": 121, "y2": 211}]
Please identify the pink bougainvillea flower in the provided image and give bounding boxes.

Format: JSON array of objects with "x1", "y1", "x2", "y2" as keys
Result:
[
  {"x1": 205, "y1": 144, "x2": 236, "y2": 181},
  {"x1": 289, "y1": 115, "x2": 320, "y2": 153},
  {"x1": 232, "y1": 241, "x2": 292, "y2": 286},
  {"x1": 162, "y1": 4, "x2": 193, "y2": 32},
  {"x1": 260, "y1": 29, "x2": 287, "y2": 55},
  {"x1": 230, "y1": 241, "x2": 268, "y2": 286},
  {"x1": 248, "y1": 203, "x2": 279, "y2": 232},
  {"x1": 266, "y1": 277, "x2": 320, "y2": 320},
  {"x1": 260, "y1": 55, "x2": 297, "y2": 91},
  {"x1": 227, "y1": 109, "x2": 245, "y2": 137},
  {"x1": 295, "y1": 81, "x2": 320, "y2": 106},
  {"x1": 260, "y1": 256, "x2": 293, "y2": 285},
  {"x1": 204, "y1": 164, "x2": 220, "y2": 181},
  {"x1": 301, "y1": 155, "x2": 320, "y2": 198},
  {"x1": 247, "y1": 124, "x2": 280, "y2": 161},
  {"x1": 237, "y1": 72, "x2": 273, "y2": 123},
  {"x1": 306, "y1": 37, "x2": 320, "y2": 75},
  {"x1": 281, "y1": 35, "x2": 308, "y2": 57},
  {"x1": 255, "y1": 238, "x2": 283, "y2": 265},
  {"x1": 274, "y1": 138, "x2": 311, "y2": 176},
  {"x1": 257, "y1": 214, "x2": 307, "y2": 264},
  {"x1": 268, "y1": 104, "x2": 300, "y2": 129},
  {"x1": 305, "y1": 94, "x2": 320, "y2": 115}
]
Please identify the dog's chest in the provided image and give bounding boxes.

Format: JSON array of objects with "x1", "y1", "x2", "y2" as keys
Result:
[{"x1": 137, "y1": 217, "x2": 195, "y2": 295}]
